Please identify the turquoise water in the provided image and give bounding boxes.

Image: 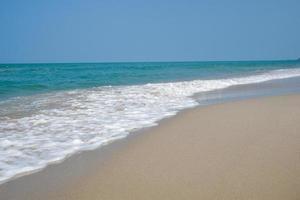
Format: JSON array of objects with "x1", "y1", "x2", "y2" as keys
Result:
[
  {"x1": 1, "y1": 60, "x2": 300, "y2": 184},
  {"x1": 1, "y1": 60, "x2": 299, "y2": 101}
]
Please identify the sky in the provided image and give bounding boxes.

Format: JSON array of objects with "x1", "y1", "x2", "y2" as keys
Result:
[{"x1": 0, "y1": 0, "x2": 299, "y2": 63}]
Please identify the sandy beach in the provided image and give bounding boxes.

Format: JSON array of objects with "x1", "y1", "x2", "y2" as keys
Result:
[
  {"x1": 1, "y1": 0, "x2": 300, "y2": 199},
  {"x1": 1, "y1": 94, "x2": 300, "y2": 200}
]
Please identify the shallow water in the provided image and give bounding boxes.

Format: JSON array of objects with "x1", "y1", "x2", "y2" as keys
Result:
[{"x1": 1, "y1": 60, "x2": 300, "y2": 183}]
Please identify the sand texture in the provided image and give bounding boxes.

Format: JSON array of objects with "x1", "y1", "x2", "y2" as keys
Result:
[{"x1": 1, "y1": 95, "x2": 300, "y2": 200}]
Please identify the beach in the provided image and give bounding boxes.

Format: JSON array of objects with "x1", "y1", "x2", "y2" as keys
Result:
[
  {"x1": 1, "y1": 0, "x2": 300, "y2": 199},
  {"x1": 1, "y1": 94, "x2": 299, "y2": 200}
]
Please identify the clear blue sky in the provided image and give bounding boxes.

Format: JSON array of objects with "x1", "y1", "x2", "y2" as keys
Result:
[{"x1": 0, "y1": 0, "x2": 299, "y2": 63}]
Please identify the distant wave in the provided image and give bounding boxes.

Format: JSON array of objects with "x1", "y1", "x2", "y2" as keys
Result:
[{"x1": 0, "y1": 68, "x2": 300, "y2": 183}]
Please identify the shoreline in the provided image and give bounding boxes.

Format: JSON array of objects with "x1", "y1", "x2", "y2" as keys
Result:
[
  {"x1": 1, "y1": 69, "x2": 300, "y2": 185},
  {"x1": 0, "y1": 76, "x2": 299, "y2": 185},
  {"x1": 1, "y1": 93, "x2": 300, "y2": 199}
]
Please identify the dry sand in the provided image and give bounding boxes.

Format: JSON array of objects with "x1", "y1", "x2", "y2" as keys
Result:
[{"x1": 1, "y1": 94, "x2": 300, "y2": 200}]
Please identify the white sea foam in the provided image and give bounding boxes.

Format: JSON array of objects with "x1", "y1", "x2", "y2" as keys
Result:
[{"x1": 0, "y1": 68, "x2": 300, "y2": 183}]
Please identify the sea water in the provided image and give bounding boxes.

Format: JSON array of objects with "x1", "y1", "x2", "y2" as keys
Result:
[{"x1": 1, "y1": 60, "x2": 300, "y2": 183}]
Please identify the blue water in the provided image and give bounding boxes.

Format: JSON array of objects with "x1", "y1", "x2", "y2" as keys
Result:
[
  {"x1": 1, "y1": 60, "x2": 300, "y2": 101},
  {"x1": 1, "y1": 60, "x2": 300, "y2": 184}
]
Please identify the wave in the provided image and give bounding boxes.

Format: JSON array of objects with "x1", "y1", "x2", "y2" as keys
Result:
[{"x1": 0, "y1": 68, "x2": 300, "y2": 183}]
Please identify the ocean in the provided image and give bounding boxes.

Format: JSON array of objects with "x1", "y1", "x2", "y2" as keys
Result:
[{"x1": 1, "y1": 60, "x2": 300, "y2": 183}]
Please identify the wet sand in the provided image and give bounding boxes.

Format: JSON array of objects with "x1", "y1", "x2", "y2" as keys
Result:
[{"x1": 1, "y1": 94, "x2": 300, "y2": 200}]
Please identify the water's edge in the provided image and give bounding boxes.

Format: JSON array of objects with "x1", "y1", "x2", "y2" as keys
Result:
[{"x1": 1, "y1": 75, "x2": 300, "y2": 186}]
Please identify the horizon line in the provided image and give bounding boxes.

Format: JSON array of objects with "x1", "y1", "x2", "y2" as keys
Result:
[{"x1": 0, "y1": 58, "x2": 299, "y2": 65}]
